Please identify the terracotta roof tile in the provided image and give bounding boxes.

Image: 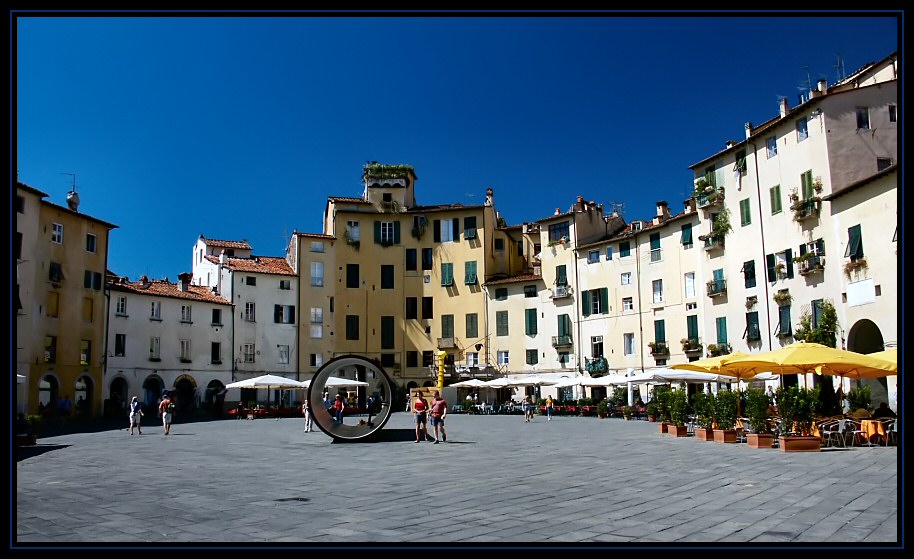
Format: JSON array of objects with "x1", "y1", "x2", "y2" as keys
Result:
[
  {"x1": 203, "y1": 255, "x2": 295, "y2": 276},
  {"x1": 328, "y1": 196, "x2": 372, "y2": 204},
  {"x1": 294, "y1": 232, "x2": 335, "y2": 239},
  {"x1": 484, "y1": 273, "x2": 543, "y2": 286},
  {"x1": 107, "y1": 279, "x2": 231, "y2": 304},
  {"x1": 201, "y1": 236, "x2": 253, "y2": 250}
]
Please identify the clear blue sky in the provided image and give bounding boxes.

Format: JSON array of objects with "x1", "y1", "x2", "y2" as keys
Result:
[{"x1": 15, "y1": 13, "x2": 900, "y2": 282}]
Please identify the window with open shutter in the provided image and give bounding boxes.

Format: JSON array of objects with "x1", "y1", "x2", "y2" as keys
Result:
[
  {"x1": 525, "y1": 308, "x2": 537, "y2": 335},
  {"x1": 681, "y1": 223, "x2": 693, "y2": 245}
]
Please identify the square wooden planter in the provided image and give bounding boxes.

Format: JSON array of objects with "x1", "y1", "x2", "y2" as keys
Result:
[
  {"x1": 667, "y1": 425, "x2": 689, "y2": 437},
  {"x1": 694, "y1": 428, "x2": 714, "y2": 441},
  {"x1": 659, "y1": 422, "x2": 672, "y2": 434},
  {"x1": 778, "y1": 436, "x2": 821, "y2": 452},
  {"x1": 713, "y1": 429, "x2": 737, "y2": 443},
  {"x1": 746, "y1": 433, "x2": 774, "y2": 448}
]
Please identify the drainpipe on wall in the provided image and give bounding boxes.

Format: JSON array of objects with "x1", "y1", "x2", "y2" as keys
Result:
[
  {"x1": 634, "y1": 231, "x2": 644, "y2": 375},
  {"x1": 748, "y1": 138, "x2": 774, "y2": 355},
  {"x1": 101, "y1": 228, "x2": 113, "y2": 418}
]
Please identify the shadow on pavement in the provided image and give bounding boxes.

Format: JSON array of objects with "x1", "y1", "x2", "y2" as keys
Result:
[{"x1": 16, "y1": 444, "x2": 70, "y2": 462}]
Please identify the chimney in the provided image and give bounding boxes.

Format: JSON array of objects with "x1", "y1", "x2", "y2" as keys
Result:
[
  {"x1": 576, "y1": 196, "x2": 585, "y2": 212},
  {"x1": 817, "y1": 79, "x2": 827, "y2": 93},
  {"x1": 684, "y1": 198, "x2": 696, "y2": 214},
  {"x1": 140, "y1": 275, "x2": 149, "y2": 287},
  {"x1": 219, "y1": 250, "x2": 228, "y2": 264},
  {"x1": 656, "y1": 200, "x2": 670, "y2": 220},
  {"x1": 554, "y1": 208, "x2": 561, "y2": 215},
  {"x1": 744, "y1": 122, "x2": 752, "y2": 139},
  {"x1": 178, "y1": 272, "x2": 192, "y2": 292},
  {"x1": 485, "y1": 187, "x2": 494, "y2": 207},
  {"x1": 779, "y1": 97, "x2": 789, "y2": 118}
]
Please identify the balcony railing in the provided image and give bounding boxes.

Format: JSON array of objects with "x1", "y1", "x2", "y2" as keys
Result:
[
  {"x1": 701, "y1": 234, "x2": 725, "y2": 251},
  {"x1": 585, "y1": 356, "x2": 608, "y2": 374},
  {"x1": 706, "y1": 279, "x2": 727, "y2": 297},
  {"x1": 696, "y1": 188, "x2": 724, "y2": 209},
  {"x1": 798, "y1": 255, "x2": 825, "y2": 275},
  {"x1": 551, "y1": 285, "x2": 571, "y2": 299},
  {"x1": 681, "y1": 338, "x2": 703, "y2": 354},
  {"x1": 551, "y1": 335, "x2": 573, "y2": 347},
  {"x1": 437, "y1": 337, "x2": 456, "y2": 349},
  {"x1": 791, "y1": 198, "x2": 821, "y2": 221},
  {"x1": 649, "y1": 341, "x2": 669, "y2": 355}
]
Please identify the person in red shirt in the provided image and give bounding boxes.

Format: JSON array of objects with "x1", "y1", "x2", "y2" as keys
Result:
[
  {"x1": 413, "y1": 394, "x2": 431, "y2": 443},
  {"x1": 333, "y1": 394, "x2": 345, "y2": 424},
  {"x1": 430, "y1": 391, "x2": 448, "y2": 444}
]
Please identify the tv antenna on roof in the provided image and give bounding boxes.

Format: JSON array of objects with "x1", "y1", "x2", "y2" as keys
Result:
[
  {"x1": 835, "y1": 52, "x2": 846, "y2": 82},
  {"x1": 62, "y1": 172, "x2": 77, "y2": 191},
  {"x1": 608, "y1": 200, "x2": 625, "y2": 217}
]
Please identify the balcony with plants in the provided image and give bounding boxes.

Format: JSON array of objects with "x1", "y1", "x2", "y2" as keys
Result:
[
  {"x1": 551, "y1": 335, "x2": 573, "y2": 347},
  {"x1": 706, "y1": 278, "x2": 727, "y2": 297},
  {"x1": 693, "y1": 177, "x2": 725, "y2": 209},
  {"x1": 343, "y1": 228, "x2": 360, "y2": 248},
  {"x1": 707, "y1": 342, "x2": 731, "y2": 357},
  {"x1": 772, "y1": 289, "x2": 792, "y2": 307},
  {"x1": 698, "y1": 207, "x2": 731, "y2": 252},
  {"x1": 681, "y1": 338, "x2": 703, "y2": 355},
  {"x1": 794, "y1": 252, "x2": 824, "y2": 275},
  {"x1": 844, "y1": 257, "x2": 867, "y2": 277},
  {"x1": 788, "y1": 188, "x2": 821, "y2": 222},
  {"x1": 648, "y1": 340, "x2": 669, "y2": 356},
  {"x1": 362, "y1": 162, "x2": 414, "y2": 181}
]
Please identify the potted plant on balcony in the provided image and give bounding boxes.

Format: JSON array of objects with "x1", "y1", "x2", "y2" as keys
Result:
[
  {"x1": 681, "y1": 338, "x2": 702, "y2": 353},
  {"x1": 667, "y1": 389, "x2": 690, "y2": 437},
  {"x1": 772, "y1": 289, "x2": 792, "y2": 306},
  {"x1": 844, "y1": 257, "x2": 867, "y2": 277},
  {"x1": 648, "y1": 341, "x2": 669, "y2": 355},
  {"x1": 744, "y1": 387, "x2": 774, "y2": 448},
  {"x1": 775, "y1": 385, "x2": 821, "y2": 452},
  {"x1": 691, "y1": 391, "x2": 715, "y2": 441},
  {"x1": 812, "y1": 177, "x2": 823, "y2": 194},
  {"x1": 713, "y1": 389, "x2": 739, "y2": 443}
]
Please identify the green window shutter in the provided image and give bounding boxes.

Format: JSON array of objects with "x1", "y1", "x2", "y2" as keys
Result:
[
  {"x1": 393, "y1": 221, "x2": 401, "y2": 244},
  {"x1": 557, "y1": 314, "x2": 571, "y2": 337},
  {"x1": 816, "y1": 238, "x2": 825, "y2": 255},
  {"x1": 441, "y1": 263, "x2": 453, "y2": 286},
  {"x1": 811, "y1": 299, "x2": 823, "y2": 329},
  {"x1": 747, "y1": 312, "x2": 760, "y2": 341},
  {"x1": 581, "y1": 290, "x2": 591, "y2": 317},
  {"x1": 801, "y1": 170, "x2": 814, "y2": 199},
  {"x1": 466, "y1": 313, "x2": 478, "y2": 338},
  {"x1": 465, "y1": 261, "x2": 477, "y2": 284},
  {"x1": 681, "y1": 223, "x2": 693, "y2": 245},
  {"x1": 650, "y1": 233, "x2": 660, "y2": 250},
  {"x1": 556, "y1": 265, "x2": 567, "y2": 285},
  {"x1": 599, "y1": 288, "x2": 608, "y2": 314},
  {"x1": 770, "y1": 185, "x2": 782, "y2": 214},
  {"x1": 687, "y1": 315, "x2": 698, "y2": 340},
  {"x1": 496, "y1": 311, "x2": 508, "y2": 336},
  {"x1": 620, "y1": 242, "x2": 630, "y2": 257},
  {"x1": 441, "y1": 315, "x2": 454, "y2": 338},
  {"x1": 740, "y1": 198, "x2": 751, "y2": 226},
  {"x1": 779, "y1": 305, "x2": 792, "y2": 335},
  {"x1": 743, "y1": 260, "x2": 756, "y2": 289},
  {"x1": 526, "y1": 349, "x2": 538, "y2": 365},
  {"x1": 785, "y1": 248, "x2": 794, "y2": 278},
  {"x1": 845, "y1": 225, "x2": 863, "y2": 259},
  {"x1": 374, "y1": 221, "x2": 382, "y2": 244},
  {"x1": 716, "y1": 317, "x2": 728, "y2": 345},
  {"x1": 799, "y1": 243, "x2": 807, "y2": 257},
  {"x1": 713, "y1": 268, "x2": 724, "y2": 282},
  {"x1": 766, "y1": 254, "x2": 776, "y2": 282},
  {"x1": 525, "y1": 308, "x2": 537, "y2": 335},
  {"x1": 654, "y1": 320, "x2": 665, "y2": 343}
]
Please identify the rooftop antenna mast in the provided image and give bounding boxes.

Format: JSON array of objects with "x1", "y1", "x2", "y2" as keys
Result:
[
  {"x1": 608, "y1": 200, "x2": 625, "y2": 217},
  {"x1": 835, "y1": 52, "x2": 846, "y2": 82},
  {"x1": 62, "y1": 172, "x2": 77, "y2": 192}
]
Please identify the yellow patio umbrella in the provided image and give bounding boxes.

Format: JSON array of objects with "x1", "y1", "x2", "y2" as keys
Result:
[
  {"x1": 672, "y1": 352, "x2": 762, "y2": 418},
  {"x1": 866, "y1": 349, "x2": 897, "y2": 365},
  {"x1": 721, "y1": 342, "x2": 896, "y2": 379}
]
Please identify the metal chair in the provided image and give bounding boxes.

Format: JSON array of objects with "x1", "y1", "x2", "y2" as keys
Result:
[
  {"x1": 880, "y1": 419, "x2": 897, "y2": 446},
  {"x1": 821, "y1": 419, "x2": 845, "y2": 448},
  {"x1": 843, "y1": 418, "x2": 866, "y2": 447}
]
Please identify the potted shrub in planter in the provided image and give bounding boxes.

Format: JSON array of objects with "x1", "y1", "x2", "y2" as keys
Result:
[
  {"x1": 775, "y1": 386, "x2": 821, "y2": 452},
  {"x1": 745, "y1": 387, "x2": 774, "y2": 448},
  {"x1": 692, "y1": 391, "x2": 715, "y2": 441},
  {"x1": 596, "y1": 399, "x2": 609, "y2": 419},
  {"x1": 645, "y1": 400, "x2": 659, "y2": 422},
  {"x1": 621, "y1": 405, "x2": 632, "y2": 420},
  {"x1": 667, "y1": 389, "x2": 690, "y2": 437},
  {"x1": 652, "y1": 385, "x2": 672, "y2": 433},
  {"x1": 713, "y1": 389, "x2": 739, "y2": 443}
]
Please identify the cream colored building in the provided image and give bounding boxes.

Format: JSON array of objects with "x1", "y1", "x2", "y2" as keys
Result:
[{"x1": 16, "y1": 182, "x2": 117, "y2": 416}]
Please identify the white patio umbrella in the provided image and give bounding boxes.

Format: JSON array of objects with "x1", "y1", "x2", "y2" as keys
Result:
[
  {"x1": 225, "y1": 374, "x2": 307, "y2": 409},
  {"x1": 450, "y1": 378, "x2": 489, "y2": 388},
  {"x1": 506, "y1": 374, "x2": 558, "y2": 387},
  {"x1": 652, "y1": 368, "x2": 738, "y2": 384},
  {"x1": 302, "y1": 376, "x2": 369, "y2": 388},
  {"x1": 481, "y1": 377, "x2": 511, "y2": 388}
]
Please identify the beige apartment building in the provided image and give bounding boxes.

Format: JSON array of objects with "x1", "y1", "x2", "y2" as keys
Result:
[{"x1": 16, "y1": 181, "x2": 117, "y2": 416}]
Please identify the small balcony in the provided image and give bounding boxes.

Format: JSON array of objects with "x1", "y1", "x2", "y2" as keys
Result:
[
  {"x1": 696, "y1": 188, "x2": 725, "y2": 209},
  {"x1": 681, "y1": 338, "x2": 703, "y2": 355},
  {"x1": 585, "y1": 356, "x2": 608, "y2": 375},
  {"x1": 707, "y1": 343, "x2": 731, "y2": 357},
  {"x1": 791, "y1": 198, "x2": 821, "y2": 222},
  {"x1": 551, "y1": 285, "x2": 571, "y2": 299},
  {"x1": 551, "y1": 335, "x2": 573, "y2": 347},
  {"x1": 706, "y1": 279, "x2": 727, "y2": 297},
  {"x1": 798, "y1": 255, "x2": 825, "y2": 275},
  {"x1": 437, "y1": 337, "x2": 456, "y2": 349},
  {"x1": 648, "y1": 341, "x2": 669, "y2": 356},
  {"x1": 700, "y1": 234, "x2": 725, "y2": 251}
]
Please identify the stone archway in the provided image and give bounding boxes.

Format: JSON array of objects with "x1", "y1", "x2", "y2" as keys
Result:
[
  {"x1": 39, "y1": 373, "x2": 60, "y2": 417},
  {"x1": 108, "y1": 377, "x2": 129, "y2": 418},
  {"x1": 174, "y1": 374, "x2": 198, "y2": 414},
  {"x1": 74, "y1": 373, "x2": 94, "y2": 418},
  {"x1": 205, "y1": 379, "x2": 226, "y2": 416},
  {"x1": 846, "y1": 319, "x2": 889, "y2": 408},
  {"x1": 143, "y1": 375, "x2": 165, "y2": 407}
]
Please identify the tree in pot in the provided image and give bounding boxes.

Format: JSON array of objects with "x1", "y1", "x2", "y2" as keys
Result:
[
  {"x1": 652, "y1": 385, "x2": 673, "y2": 433},
  {"x1": 645, "y1": 400, "x2": 660, "y2": 422},
  {"x1": 667, "y1": 389, "x2": 690, "y2": 437},
  {"x1": 745, "y1": 387, "x2": 774, "y2": 448},
  {"x1": 713, "y1": 389, "x2": 739, "y2": 443},
  {"x1": 596, "y1": 399, "x2": 609, "y2": 418},
  {"x1": 775, "y1": 385, "x2": 821, "y2": 452},
  {"x1": 691, "y1": 391, "x2": 716, "y2": 440}
]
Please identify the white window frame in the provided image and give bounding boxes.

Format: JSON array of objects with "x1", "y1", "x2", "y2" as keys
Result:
[
  {"x1": 497, "y1": 350, "x2": 510, "y2": 366},
  {"x1": 381, "y1": 221, "x2": 395, "y2": 244},
  {"x1": 245, "y1": 302, "x2": 256, "y2": 322},
  {"x1": 51, "y1": 222, "x2": 63, "y2": 244},
  {"x1": 310, "y1": 325, "x2": 323, "y2": 339},
  {"x1": 243, "y1": 343, "x2": 255, "y2": 363},
  {"x1": 466, "y1": 352, "x2": 479, "y2": 366},
  {"x1": 796, "y1": 118, "x2": 808, "y2": 142},
  {"x1": 180, "y1": 339, "x2": 191, "y2": 360},
  {"x1": 310, "y1": 241, "x2": 324, "y2": 253},
  {"x1": 278, "y1": 345, "x2": 290, "y2": 364},
  {"x1": 347, "y1": 220, "x2": 360, "y2": 242},
  {"x1": 86, "y1": 233, "x2": 97, "y2": 253},
  {"x1": 652, "y1": 279, "x2": 664, "y2": 303},
  {"x1": 440, "y1": 220, "x2": 455, "y2": 242},
  {"x1": 150, "y1": 301, "x2": 161, "y2": 319},
  {"x1": 591, "y1": 335, "x2": 603, "y2": 358},
  {"x1": 311, "y1": 262, "x2": 324, "y2": 287},
  {"x1": 684, "y1": 272, "x2": 696, "y2": 299},
  {"x1": 621, "y1": 272, "x2": 632, "y2": 285},
  {"x1": 766, "y1": 136, "x2": 778, "y2": 159},
  {"x1": 310, "y1": 353, "x2": 324, "y2": 368},
  {"x1": 116, "y1": 296, "x2": 127, "y2": 315},
  {"x1": 587, "y1": 250, "x2": 600, "y2": 264},
  {"x1": 622, "y1": 297, "x2": 634, "y2": 312},
  {"x1": 279, "y1": 279, "x2": 291, "y2": 290},
  {"x1": 181, "y1": 305, "x2": 192, "y2": 323},
  {"x1": 310, "y1": 307, "x2": 323, "y2": 323},
  {"x1": 623, "y1": 333, "x2": 636, "y2": 356},
  {"x1": 149, "y1": 336, "x2": 161, "y2": 359}
]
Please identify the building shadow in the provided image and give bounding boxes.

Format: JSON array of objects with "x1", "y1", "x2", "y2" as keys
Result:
[{"x1": 16, "y1": 444, "x2": 70, "y2": 462}]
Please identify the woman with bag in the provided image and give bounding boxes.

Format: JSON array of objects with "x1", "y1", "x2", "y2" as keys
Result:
[{"x1": 129, "y1": 396, "x2": 144, "y2": 435}]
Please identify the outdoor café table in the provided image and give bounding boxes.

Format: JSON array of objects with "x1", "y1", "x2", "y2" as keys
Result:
[{"x1": 861, "y1": 419, "x2": 888, "y2": 446}]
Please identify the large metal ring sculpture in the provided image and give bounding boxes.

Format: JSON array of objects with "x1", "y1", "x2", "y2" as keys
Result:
[{"x1": 309, "y1": 355, "x2": 394, "y2": 441}]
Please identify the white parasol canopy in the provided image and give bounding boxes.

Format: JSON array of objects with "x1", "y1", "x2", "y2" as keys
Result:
[
  {"x1": 225, "y1": 374, "x2": 306, "y2": 390},
  {"x1": 450, "y1": 378, "x2": 489, "y2": 388},
  {"x1": 302, "y1": 376, "x2": 369, "y2": 388}
]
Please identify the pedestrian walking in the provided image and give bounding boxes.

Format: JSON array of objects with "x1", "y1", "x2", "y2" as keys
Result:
[
  {"x1": 302, "y1": 399, "x2": 313, "y2": 432},
  {"x1": 546, "y1": 395, "x2": 554, "y2": 421},
  {"x1": 128, "y1": 396, "x2": 144, "y2": 435},
  {"x1": 159, "y1": 393, "x2": 174, "y2": 435},
  {"x1": 430, "y1": 391, "x2": 448, "y2": 443},
  {"x1": 413, "y1": 394, "x2": 431, "y2": 442},
  {"x1": 523, "y1": 395, "x2": 534, "y2": 423}
]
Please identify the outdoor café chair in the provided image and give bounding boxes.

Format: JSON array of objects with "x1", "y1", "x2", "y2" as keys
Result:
[{"x1": 820, "y1": 419, "x2": 845, "y2": 448}]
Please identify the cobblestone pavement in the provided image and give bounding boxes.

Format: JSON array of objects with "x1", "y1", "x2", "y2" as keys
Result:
[{"x1": 14, "y1": 412, "x2": 900, "y2": 548}]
